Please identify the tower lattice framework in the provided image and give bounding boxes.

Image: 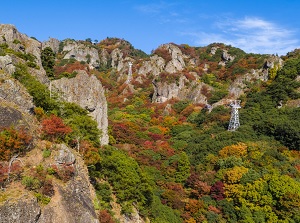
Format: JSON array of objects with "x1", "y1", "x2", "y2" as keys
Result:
[{"x1": 228, "y1": 100, "x2": 241, "y2": 131}]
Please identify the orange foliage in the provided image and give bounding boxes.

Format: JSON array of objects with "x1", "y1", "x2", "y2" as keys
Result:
[
  {"x1": 0, "y1": 127, "x2": 32, "y2": 161},
  {"x1": 208, "y1": 205, "x2": 221, "y2": 214},
  {"x1": 181, "y1": 105, "x2": 195, "y2": 117},
  {"x1": 185, "y1": 199, "x2": 204, "y2": 214},
  {"x1": 184, "y1": 218, "x2": 196, "y2": 223},
  {"x1": 79, "y1": 140, "x2": 101, "y2": 165}
]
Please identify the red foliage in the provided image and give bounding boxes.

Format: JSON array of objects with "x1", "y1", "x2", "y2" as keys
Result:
[
  {"x1": 98, "y1": 210, "x2": 115, "y2": 223},
  {"x1": 178, "y1": 44, "x2": 197, "y2": 58},
  {"x1": 0, "y1": 127, "x2": 32, "y2": 161},
  {"x1": 42, "y1": 179, "x2": 54, "y2": 197},
  {"x1": 51, "y1": 163, "x2": 75, "y2": 182},
  {"x1": 210, "y1": 181, "x2": 225, "y2": 200},
  {"x1": 153, "y1": 47, "x2": 172, "y2": 63},
  {"x1": 54, "y1": 61, "x2": 89, "y2": 77},
  {"x1": 41, "y1": 115, "x2": 72, "y2": 141},
  {"x1": 0, "y1": 162, "x2": 23, "y2": 185},
  {"x1": 148, "y1": 132, "x2": 163, "y2": 141},
  {"x1": 183, "y1": 72, "x2": 196, "y2": 81},
  {"x1": 153, "y1": 141, "x2": 175, "y2": 157}
]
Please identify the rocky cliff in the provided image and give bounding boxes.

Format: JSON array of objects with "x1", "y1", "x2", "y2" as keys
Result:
[
  {"x1": 0, "y1": 144, "x2": 99, "y2": 223},
  {"x1": 61, "y1": 39, "x2": 100, "y2": 69},
  {"x1": 51, "y1": 71, "x2": 109, "y2": 145},
  {"x1": 0, "y1": 24, "x2": 49, "y2": 84}
]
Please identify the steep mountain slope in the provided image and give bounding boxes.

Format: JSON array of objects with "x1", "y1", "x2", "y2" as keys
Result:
[{"x1": 1, "y1": 23, "x2": 300, "y2": 223}]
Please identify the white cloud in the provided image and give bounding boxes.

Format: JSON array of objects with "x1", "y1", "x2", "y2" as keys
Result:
[{"x1": 185, "y1": 17, "x2": 299, "y2": 55}]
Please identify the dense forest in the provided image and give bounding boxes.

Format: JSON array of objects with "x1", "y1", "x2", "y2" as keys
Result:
[{"x1": 1, "y1": 34, "x2": 300, "y2": 223}]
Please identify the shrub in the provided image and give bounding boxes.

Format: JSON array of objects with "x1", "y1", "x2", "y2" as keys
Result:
[
  {"x1": 0, "y1": 127, "x2": 32, "y2": 161},
  {"x1": 42, "y1": 149, "x2": 51, "y2": 158},
  {"x1": 34, "y1": 192, "x2": 51, "y2": 205},
  {"x1": 21, "y1": 176, "x2": 41, "y2": 190},
  {"x1": 41, "y1": 115, "x2": 72, "y2": 142}
]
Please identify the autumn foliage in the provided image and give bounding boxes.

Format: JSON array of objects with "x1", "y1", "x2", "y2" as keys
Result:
[
  {"x1": 0, "y1": 127, "x2": 32, "y2": 161},
  {"x1": 41, "y1": 115, "x2": 72, "y2": 141}
]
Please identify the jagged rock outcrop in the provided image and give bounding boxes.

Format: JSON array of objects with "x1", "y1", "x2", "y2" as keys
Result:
[
  {"x1": 0, "y1": 55, "x2": 15, "y2": 74},
  {"x1": 0, "y1": 195, "x2": 41, "y2": 223},
  {"x1": 111, "y1": 48, "x2": 124, "y2": 71},
  {"x1": 38, "y1": 144, "x2": 99, "y2": 223},
  {"x1": 0, "y1": 106, "x2": 23, "y2": 128},
  {"x1": 51, "y1": 71, "x2": 109, "y2": 145},
  {"x1": 62, "y1": 40, "x2": 100, "y2": 69},
  {"x1": 42, "y1": 38, "x2": 60, "y2": 54},
  {"x1": 228, "y1": 55, "x2": 283, "y2": 99},
  {"x1": 0, "y1": 24, "x2": 49, "y2": 84},
  {"x1": 54, "y1": 144, "x2": 75, "y2": 165},
  {"x1": 0, "y1": 67, "x2": 34, "y2": 113},
  {"x1": 138, "y1": 55, "x2": 165, "y2": 76},
  {"x1": 163, "y1": 44, "x2": 186, "y2": 73},
  {"x1": 138, "y1": 44, "x2": 186, "y2": 76},
  {"x1": 222, "y1": 50, "x2": 235, "y2": 62},
  {"x1": 152, "y1": 75, "x2": 210, "y2": 104},
  {"x1": 263, "y1": 55, "x2": 284, "y2": 69},
  {"x1": 0, "y1": 144, "x2": 99, "y2": 223}
]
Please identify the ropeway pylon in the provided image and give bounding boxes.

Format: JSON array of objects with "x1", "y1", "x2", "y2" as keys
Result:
[{"x1": 228, "y1": 100, "x2": 241, "y2": 131}]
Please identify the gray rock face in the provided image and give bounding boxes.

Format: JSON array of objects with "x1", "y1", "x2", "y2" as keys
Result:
[
  {"x1": 0, "y1": 24, "x2": 49, "y2": 84},
  {"x1": 138, "y1": 44, "x2": 186, "y2": 76},
  {"x1": 51, "y1": 71, "x2": 109, "y2": 145},
  {"x1": 138, "y1": 55, "x2": 165, "y2": 76},
  {"x1": 0, "y1": 196, "x2": 41, "y2": 223},
  {"x1": 210, "y1": 47, "x2": 218, "y2": 55},
  {"x1": 0, "y1": 71, "x2": 34, "y2": 113},
  {"x1": 55, "y1": 144, "x2": 76, "y2": 165},
  {"x1": 152, "y1": 76, "x2": 210, "y2": 104},
  {"x1": 0, "y1": 144, "x2": 99, "y2": 223},
  {"x1": 0, "y1": 106, "x2": 22, "y2": 128},
  {"x1": 62, "y1": 40, "x2": 100, "y2": 69},
  {"x1": 222, "y1": 50, "x2": 235, "y2": 62},
  {"x1": 111, "y1": 48, "x2": 124, "y2": 71},
  {"x1": 164, "y1": 44, "x2": 186, "y2": 73},
  {"x1": 39, "y1": 145, "x2": 99, "y2": 223},
  {"x1": 0, "y1": 55, "x2": 15, "y2": 74},
  {"x1": 42, "y1": 38, "x2": 60, "y2": 54}
]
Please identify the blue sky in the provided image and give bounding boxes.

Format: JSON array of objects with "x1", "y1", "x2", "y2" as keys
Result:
[{"x1": 1, "y1": 0, "x2": 299, "y2": 55}]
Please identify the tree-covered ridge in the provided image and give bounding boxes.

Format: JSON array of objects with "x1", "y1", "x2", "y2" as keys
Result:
[
  {"x1": 2, "y1": 31, "x2": 300, "y2": 222},
  {"x1": 99, "y1": 50, "x2": 300, "y2": 222}
]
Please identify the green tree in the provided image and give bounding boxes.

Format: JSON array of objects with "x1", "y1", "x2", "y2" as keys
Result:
[
  {"x1": 175, "y1": 152, "x2": 191, "y2": 183},
  {"x1": 41, "y1": 47, "x2": 55, "y2": 79}
]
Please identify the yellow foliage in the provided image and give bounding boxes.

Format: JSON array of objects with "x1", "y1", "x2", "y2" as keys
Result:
[
  {"x1": 185, "y1": 218, "x2": 196, "y2": 223},
  {"x1": 219, "y1": 143, "x2": 247, "y2": 158},
  {"x1": 223, "y1": 166, "x2": 248, "y2": 184},
  {"x1": 162, "y1": 116, "x2": 178, "y2": 128},
  {"x1": 224, "y1": 183, "x2": 244, "y2": 199}
]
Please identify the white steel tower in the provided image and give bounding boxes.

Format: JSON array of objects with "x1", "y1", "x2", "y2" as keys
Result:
[
  {"x1": 126, "y1": 62, "x2": 133, "y2": 84},
  {"x1": 228, "y1": 100, "x2": 241, "y2": 131}
]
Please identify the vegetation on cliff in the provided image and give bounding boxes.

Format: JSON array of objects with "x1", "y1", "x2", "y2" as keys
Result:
[{"x1": 1, "y1": 30, "x2": 300, "y2": 223}]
